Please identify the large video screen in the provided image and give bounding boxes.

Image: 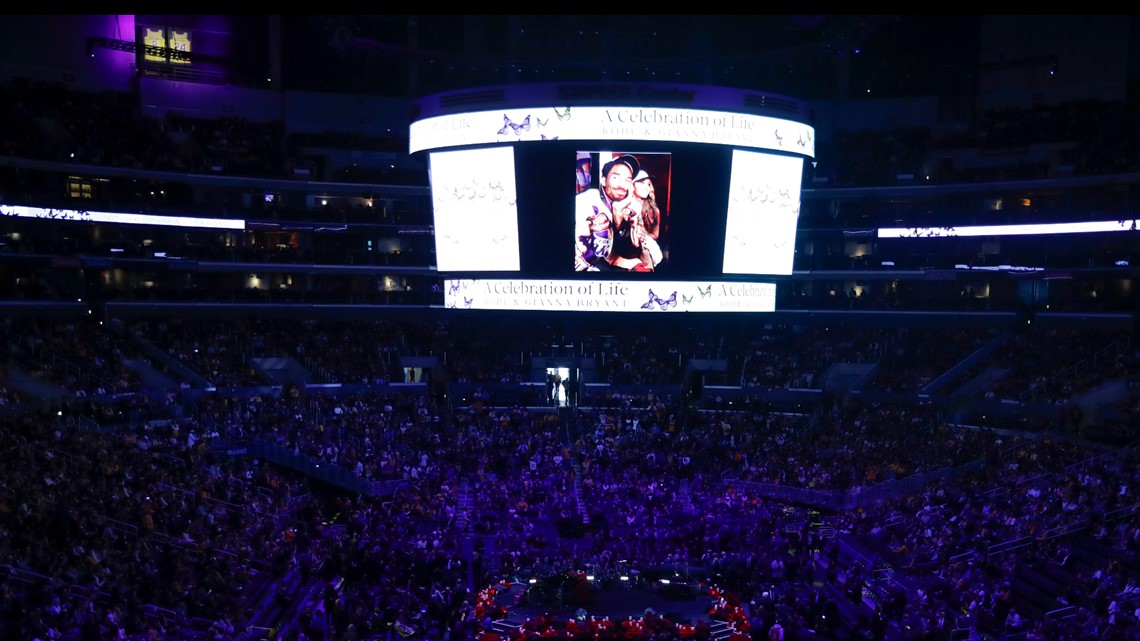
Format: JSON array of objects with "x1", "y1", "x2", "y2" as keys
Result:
[
  {"x1": 429, "y1": 146, "x2": 521, "y2": 272},
  {"x1": 413, "y1": 92, "x2": 814, "y2": 310},
  {"x1": 426, "y1": 140, "x2": 804, "y2": 278},
  {"x1": 722, "y1": 149, "x2": 802, "y2": 276}
]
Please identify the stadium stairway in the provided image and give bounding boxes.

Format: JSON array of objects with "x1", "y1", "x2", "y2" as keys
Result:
[
  {"x1": 707, "y1": 620, "x2": 734, "y2": 640},
  {"x1": 1007, "y1": 554, "x2": 1073, "y2": 622},
  {"x1": 1068, "y1": 526, "x2": 1140, "y2": 577},
  {"x1": 571, "y1": 458, "x2": 590, "y2": 526},
  {"x1": 249, "y1": 356, "x2": 313, "y2": 386},
  {"x1": 481, "y1": 533, "x2": 501, "y2": 577},
  {"x1": 951, "y1": 366, "x2": 1010, "y2": 399},
  {"x1": 244, "y1": 567, "x2": 304, "y2": 635},
  {"x1": 3, "y1": 366, "x2": 69, "y2": 408},
  {"x1": 921, "y1": 329, "x2": 1013, "y2": 397},
  {"x1": 678, "y1": 478, "x2": 696, "y2": 514},
  {"x1": 273, "y1": 575, "x2": 329, "y2": 640},
  {"x1": 121, "y1": 357, "x2": 178, "y2": 393},
  {"x1": 455, "y1": 477, "x2": 475, "y2": 534},
  {"x1": 491, "y1": 617, "x2": 525, "y2": 637},
  {"x1": 120, "y1": 327, "x2": 212, "y2": 389}
]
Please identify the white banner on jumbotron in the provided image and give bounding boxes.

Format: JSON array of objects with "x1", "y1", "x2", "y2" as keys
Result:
[
  {"x1": 410, "y1": 106, "x2": 814, "y2": 157},
  {"x1": 444, "y1": 279, "x2": 776, "y2": 313}
]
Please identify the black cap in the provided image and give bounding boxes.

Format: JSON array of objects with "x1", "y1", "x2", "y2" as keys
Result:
[{"x1": 602, "y1": 154, "x2": 639, "y2": 179}]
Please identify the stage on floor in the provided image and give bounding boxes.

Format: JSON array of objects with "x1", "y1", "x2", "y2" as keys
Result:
[{"x1": 489, "y1": 576, "x2": 719, "y2": 627}]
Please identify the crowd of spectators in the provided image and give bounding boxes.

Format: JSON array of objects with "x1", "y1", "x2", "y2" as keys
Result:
[
  {"x1": 734, "y1": 324, "x2": 890, "y2": 390},
  {"x1": 1, "y1": 315, "x2": 1131, "y2": 429},
  {"x1": 4, "y1": 317, "x2": 142, "y2": 398},
  {"x1": 866, "y1": 327, "x2": 1000, "y2": 396},
  {"x1": 0, "y1": 310, "x2": 1136, "y2": 641},
  {"x1": 0, "y1": 408, "x2": 302, "y2": 641},
  {"x1": 975, "y1": 328, "x2": 1127, "y2": 404}
]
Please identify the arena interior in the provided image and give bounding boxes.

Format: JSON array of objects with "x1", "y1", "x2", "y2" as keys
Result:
[{"x1": 0, "y1": 14, "x2": 1139, "y2": 641}]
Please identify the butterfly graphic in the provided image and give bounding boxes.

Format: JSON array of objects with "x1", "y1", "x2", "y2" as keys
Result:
[
  {"x1": 554, "y1": 107, "x2": 571, "y2": 121},
  {"x1": 641, "y1": 289, "x2": 677, "y2": 310},
  {"x1": 464, "y1": 296, "x2": 474, "y2": 309},
  {"x1": 536, "y1": 117, "x2": 549, "y2": 128},
  {"x1": 448, "y1": 282, "x2": 460, "y2": 295},
  {"x1": 796, "y1": 135, "x2": 807, "y2": 148},
  {"x1": 682, "y1": 294, "x2": 693, "y2": 305},
  {"x1": 490, "y1": 234, "x2": 508, "y2": 245},
  {"x1": 541, "y1": 134, "x2": 558, "y2": 141},
  {"x1": 497, "y1": 114, "x2": 531, "y2": 136},
  {"x1": 774, "y1": 129, "x2": 783, "y2": 146},
  {"x1": 698, "y1": 284, "x2": 713, "y2": 299},
  {"x1": 446, "y1": 299, "x2": 457, "y2": 309}
]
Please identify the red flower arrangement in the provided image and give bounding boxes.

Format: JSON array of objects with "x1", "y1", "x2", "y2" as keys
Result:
[
  {"x1": 474, "y1": 579, "x2": 751, "y2": 640},
  {"x1": 707, "y1": 587, "x2": 750, "y2": 633},
  {"x1": 474, "y1": 583, "x2": 511, "y2": 621}
]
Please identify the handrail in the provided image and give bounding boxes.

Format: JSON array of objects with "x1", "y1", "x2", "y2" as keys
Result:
[
  {"x1": 948, "y1": 549, "x2": 978, "y2": 565},
  {"x1": 1103, "y1": 502, "x2": 1140, "y2": 523},
  {"x1": 101, "y1": 515, "x2": 139, "y2": 536},
  {"x1": 1045, "y1": 605, "x2": 1076, "y2": 619},
  {"x1": 988, "y1": 535, "x2": 1033, "y2": 556},
  {"x1": 155, "y1": 481, "x2": 245, "y2": 512}
]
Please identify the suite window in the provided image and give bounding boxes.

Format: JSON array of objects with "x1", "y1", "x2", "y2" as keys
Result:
[{"x1": 66, "y1": 178, "x2": 93, "y2": 200}]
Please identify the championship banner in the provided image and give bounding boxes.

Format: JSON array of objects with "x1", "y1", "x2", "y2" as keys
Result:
[{"x1": 444, "y1": 279, "x2": 776, "y2": 313}]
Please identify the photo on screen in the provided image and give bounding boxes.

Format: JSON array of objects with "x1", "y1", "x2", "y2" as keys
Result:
[
  {"x1": 573, "y1": 151, "x2": 671, "y2": 273},
  {"x1": 721, "y1": 149, "x2": 803, "y2": 276},
  {"x1": 428, "y1": 146, "x2": 521, "y2": 272}
]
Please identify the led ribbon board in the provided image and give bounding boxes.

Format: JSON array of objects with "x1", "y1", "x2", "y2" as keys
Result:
[
  {"x1": 444, "y1": 279, "x2": 776, "y2": 313},
  {"x1": 411, "y1": 106, "x2": 815, "y2": 156},
  {"x1": 0, "y1": 205, "x2": 245, "y2": 230},
  {"x1": 878, "y1": 220, "x2": 1140, "y2": 238}
]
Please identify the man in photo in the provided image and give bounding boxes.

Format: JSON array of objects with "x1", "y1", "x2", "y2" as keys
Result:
[{"x1": 574, "y1": 154, "x2": 639, "y2": 271}]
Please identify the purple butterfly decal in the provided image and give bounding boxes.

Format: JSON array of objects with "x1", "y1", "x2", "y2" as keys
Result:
[
  {"x1": 497, "y1": 114, "x2": 531, "y2": 136},
  {"x1": 641, "y1": 289, "x2": 678, "y2": 310}
]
